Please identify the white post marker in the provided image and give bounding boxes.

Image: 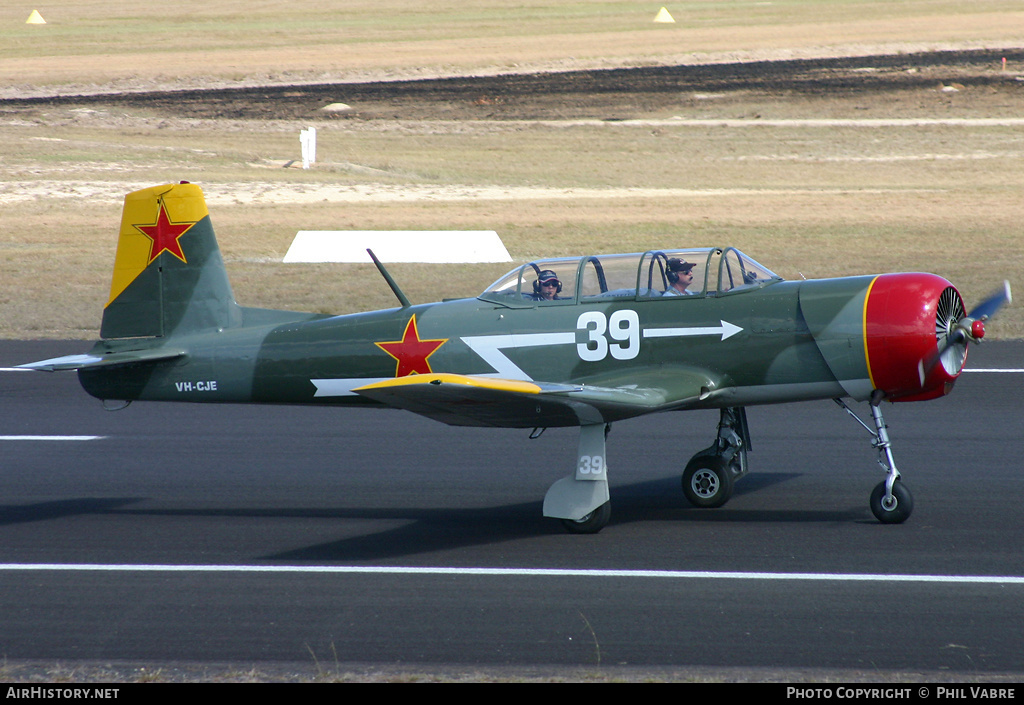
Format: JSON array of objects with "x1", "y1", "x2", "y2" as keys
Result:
[{"x1": 300, "y1": 127, "x2": 317, "y2": 169}]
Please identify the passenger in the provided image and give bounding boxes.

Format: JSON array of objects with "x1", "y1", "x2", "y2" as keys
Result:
[
  {"x1": 532, "y1": 270, "x2": 564, "y2": 301},
  {"x1": 663, "y1": 258, "x2": 696, "y2": 296}
]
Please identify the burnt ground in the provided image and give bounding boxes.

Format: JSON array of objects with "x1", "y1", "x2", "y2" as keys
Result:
[{"x1": 4, "y1": 48, "x2": 1024, "y2": 121}]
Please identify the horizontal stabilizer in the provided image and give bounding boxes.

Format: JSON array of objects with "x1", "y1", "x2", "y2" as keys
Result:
[{"x1": 18, "y1": 348, "x2": 185, "y2": 372}]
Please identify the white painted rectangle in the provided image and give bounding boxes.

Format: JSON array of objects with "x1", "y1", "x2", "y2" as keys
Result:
[
  {"x1": 0, "y1": 436, "x2": 103, "y2": 441},
  {"x1": 283, "y1": 231, "x2": 511, "y2": 263}
]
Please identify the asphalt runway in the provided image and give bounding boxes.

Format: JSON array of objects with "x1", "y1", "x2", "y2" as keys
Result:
[{"x1": 1, "y1": 339, "x2": 1022, "y2": 678}]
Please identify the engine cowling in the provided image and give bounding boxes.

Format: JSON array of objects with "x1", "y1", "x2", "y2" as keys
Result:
[
  {"x1": 800, "y1": 273, "x2": 966, "y2": 403},
  {"x1": 863, "y1": 273, "x2": 966, "y2": 402}
]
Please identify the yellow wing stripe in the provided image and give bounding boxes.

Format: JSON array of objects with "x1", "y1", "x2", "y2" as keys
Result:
[{"x1": 354, "y1": 373, "x2": 542, "y2": 395}]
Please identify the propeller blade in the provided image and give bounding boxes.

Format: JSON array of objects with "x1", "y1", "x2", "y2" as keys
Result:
[{"x1": 968, "y1": 280, "x2": 1012, "y2": 321}]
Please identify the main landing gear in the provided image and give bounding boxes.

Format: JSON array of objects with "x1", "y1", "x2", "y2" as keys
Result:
[
  {"x1": 835, "y1": 394, "x2": 914, "y2": 524},
  {"x1": 542, "y1": 423, "x2": 613, "y2": 534},
  {"x1": 542, "y1": 409, "x2": 753, "y2": 534},
  {"x1": 681, "y1": 407, "x2": 750, "y2": 509},
  {"x1": 542, "y1": 395, "x2": 912, "y2": 533}
]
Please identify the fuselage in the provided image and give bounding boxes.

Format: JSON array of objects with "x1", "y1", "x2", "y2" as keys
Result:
[{"x1": 79, "y1": 271, "x2": 959, "y2": 418}]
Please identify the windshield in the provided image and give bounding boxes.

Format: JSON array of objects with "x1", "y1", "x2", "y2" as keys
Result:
[{"x1": 716, "y1": 249, "x2": 780, "y2": 294}]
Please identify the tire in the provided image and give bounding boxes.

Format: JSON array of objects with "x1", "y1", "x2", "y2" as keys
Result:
[
  {"x1": 560, "y1": 502, "x2": 611, "y2": 534},
  {"x1": 682, "y1": 456, "x2": 735, "y2": 508},
  {"x1": 869, "y1": 480, "x2": 913, "y2": 524}
]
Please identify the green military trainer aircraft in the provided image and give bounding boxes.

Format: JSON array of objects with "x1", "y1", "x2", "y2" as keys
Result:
[{"x1": 21, "y1": 182, "x2": 1010, "y2": 533}]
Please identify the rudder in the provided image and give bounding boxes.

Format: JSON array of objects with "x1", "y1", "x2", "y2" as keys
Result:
[{"x1": 101, "y1": 182, "x2": 240, "y2": 339}]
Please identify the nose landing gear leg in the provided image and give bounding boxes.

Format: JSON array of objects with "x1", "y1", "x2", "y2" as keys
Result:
[{"x1": 835, "y1": 395, "x2": 914, "y2": 524}]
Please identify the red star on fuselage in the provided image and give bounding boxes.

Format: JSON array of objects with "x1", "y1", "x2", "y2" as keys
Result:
[
  {"x1": 134, "y1": 200, "x2": 196, "y2": 264},
  {"x1": 375, "y1": 316, "x2": 447, "y2": 377}
]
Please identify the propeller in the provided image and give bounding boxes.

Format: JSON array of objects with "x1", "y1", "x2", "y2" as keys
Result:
[
  {"x1": 968, "y1": 280, "x2": 1013, "y2": 323},
  {"x1": 919, "y1": 280, "x2": 1012, "y2": 387}
]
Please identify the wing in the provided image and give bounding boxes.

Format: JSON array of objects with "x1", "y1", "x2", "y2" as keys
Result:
[{"x1": 352, "y1": 366, "x2": 721, "y2": 428}]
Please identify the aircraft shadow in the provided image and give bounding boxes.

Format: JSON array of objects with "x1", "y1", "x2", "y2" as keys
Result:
[
  {"x1": 0, "y1": 473, "x2": 871, "y2": 562},
  {"x1": 264, "y1": 472, "x2": 861, "y2": 561},
  {"x1": 0, "y1": 498, "x2": 140, "y2": 526}
]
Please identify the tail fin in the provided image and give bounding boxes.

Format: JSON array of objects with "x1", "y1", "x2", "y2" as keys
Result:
[{"x1": 101, "y1": 182, "x2": 240, "y2": 339}]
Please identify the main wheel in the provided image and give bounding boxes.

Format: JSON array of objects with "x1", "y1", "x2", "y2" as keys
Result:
[
  {"x1": 682, "y1": 456, "x2": 735, "y2": 508},
  {"x1": 869, "y1": 480, "x2": 913, "y2": 524},
  {"x1": 560, "y1": 502, "x2": 611, "y2": 534}
]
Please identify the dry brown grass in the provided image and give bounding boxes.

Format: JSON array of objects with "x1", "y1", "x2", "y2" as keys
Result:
[
  {"x1": 3, "y1": 2, "x2": 1024, "y2": 338},
  {"x1": 4, "y1": 1, "x2": 1024, "y2": 93}
]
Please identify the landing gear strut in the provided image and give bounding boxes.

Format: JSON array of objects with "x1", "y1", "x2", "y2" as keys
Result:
[
  {"x1": 835, "y1": 395, "x2": 914, "y2": 524},
  {"x1": 543, "y1": 423, "x2": 612, "y2": 534},
  {"x1": 682, "y1": 407, "x2": 750, "y2": 508}
]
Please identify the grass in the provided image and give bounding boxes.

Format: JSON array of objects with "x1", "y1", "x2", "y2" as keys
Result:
[
  {"x1": 5, "y1": 100, "x2": 1024, "y2": 338},
  {"x1": 2, "y1": 1, "x2": 1024, "y2": 338},
  {"x1": 5, "y1": 1, "x2": 1024, "y2": 89}
]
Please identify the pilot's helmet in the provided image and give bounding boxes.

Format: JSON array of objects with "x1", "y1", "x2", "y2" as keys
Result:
[
  {"x1": 535, "y1": 270, "x2": 562, "y2": 293},
  {"x1": 666, "y1": 258, "x2": 695, "y2": 283}
]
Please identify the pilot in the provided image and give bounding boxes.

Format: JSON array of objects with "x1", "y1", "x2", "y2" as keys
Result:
[
  {"x1": 532, "y1": 270, "x2": 563, "y2": 301},
  {"x1": 663, "y1": 258, "x2": 696, "y2": 296}
]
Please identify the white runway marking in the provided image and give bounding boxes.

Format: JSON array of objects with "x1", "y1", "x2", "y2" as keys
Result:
[
  {"x1": 0, "y1": 436, "x2": 103, "y2": 441},
  {"x1": 964, "y1": 368, "x2": 1024, "y2": 373},
  {"x1": 0, "y1": 563, "x2": 1021, "y2": 584},
  {"x1": 548, "y1": 118, "x2": 1024, "y2": 128}
]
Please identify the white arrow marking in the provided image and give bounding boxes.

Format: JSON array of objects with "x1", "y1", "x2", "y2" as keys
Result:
[
  {"x1": 461, "y1": 332, "x2": 575, "y2": 380},
  {"x1": 642, "y1": 320, "x2": 743, "y2": 341},
  {"x1": 311, "y1": 378, "x2": 388, "y2": 397},
  {"x1": 463, "y1": 321, "x2": 742, "y2": 379}
]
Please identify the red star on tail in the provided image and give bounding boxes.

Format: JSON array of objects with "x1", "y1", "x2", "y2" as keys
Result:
[
  {"x1": 375, "y1": 316, "x2": 447, "y2": 377},
  {"x1": 134, "y1": 200, "x2": 196, "y2": 264}
]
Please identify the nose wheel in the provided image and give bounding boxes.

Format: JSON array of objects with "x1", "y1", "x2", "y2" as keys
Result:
[{"x1": 869, "y1": 479, "x2": 914, "y2": 524}]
